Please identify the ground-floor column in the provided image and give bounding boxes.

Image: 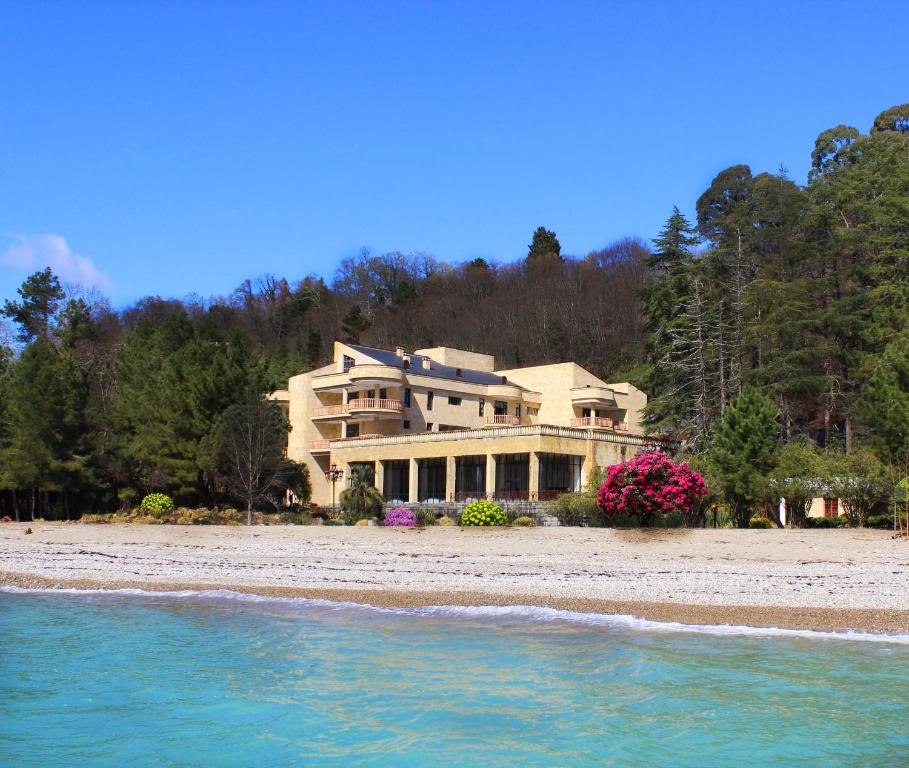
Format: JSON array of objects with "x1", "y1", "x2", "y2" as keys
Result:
[
  {"x1": 408, "y1": 458, "x2": 419, "y2": 503},
  {"x1": 583, "y1": 440, "x2": 598, "y2": 488},
  {"x1": 529, "y1": 451, "x2": 540, "y2": 499},
  {"x1": 445, "y1": 455, "x2": 456, "y2": 501},
  {"x1": 375, "y1": 460, "x2": 385, "y2": 497},
  {"x1": 485, "y1": 453, "x2": 496, "y2": 498}
]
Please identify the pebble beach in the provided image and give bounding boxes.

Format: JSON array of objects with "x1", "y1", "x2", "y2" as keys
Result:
[{"x1": 2, "y1": 522, "x2": 908, "y2": 633}]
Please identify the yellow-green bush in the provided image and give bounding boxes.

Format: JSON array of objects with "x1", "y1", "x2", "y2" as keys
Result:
[
  {"x1": 140, "y1": 493, "x2": 174, "y2": 518},
  {"x1": 355, "y1": 518, "x2": 371, "y2": 526},
  {"x1": 460, "y1": 500, "x2": 507, "y2": 527},
  {"x1": 511, "y1": 515, "x2": 537, "y2": 527},
  {"x1": 437, "y1": 516, "x2": 455, "y2": 526},
  {"x1": 748, "y1": 515, "x2": 775, "y2": 529}
]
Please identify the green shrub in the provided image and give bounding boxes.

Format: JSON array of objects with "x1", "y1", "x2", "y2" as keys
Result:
[
  {"x1": 280, "y1": 509, "x2": 313, "y2": 525},
  {"x1": 748, "y1": 515, "x2": 775, "y2": 528},
  {"x1": 416, "y1": 508, "x2": 438, "y2": 526},
  {"x1": 511, "y1": 515, "x2": 537, "y2": 527},
  {"x1": 806, "y1": 515, "x2": 848, "y2": 528},
  {"x1": 460, "y1": 500, "x2": 507, "y2": 526},
  {"x1": 355, "y1": 518, "x2": 371, "y2": 526},
  {"x1": 437, "y1": 516, "x2": 455, "y2": 526},
  {"x1": 140, "y1": 493, "x2": 174, "y2": 518},
  {"x1": 117, "y1": 488, "x2": 137, "y2": 509},
  {"x1": 866, "y1": 514, "x2": 893, "y2": 530},
  {"x1": 323, "y1": 518, "x2": 342, "y2": 526}
]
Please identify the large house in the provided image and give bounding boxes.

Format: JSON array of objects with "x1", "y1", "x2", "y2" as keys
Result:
[{"x1": 272, "y1": 342, "x2": 662, "y2": 507}]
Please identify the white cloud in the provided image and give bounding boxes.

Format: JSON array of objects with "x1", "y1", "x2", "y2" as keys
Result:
[{"x1": 1, "y1": 233, "x2": 112, "y2": 289}]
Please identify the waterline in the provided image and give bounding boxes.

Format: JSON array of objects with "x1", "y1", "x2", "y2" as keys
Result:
[{"x1": 3, "y1": 584, "x2": 908, "y2": 644}]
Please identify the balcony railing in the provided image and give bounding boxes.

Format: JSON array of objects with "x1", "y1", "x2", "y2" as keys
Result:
[
  {"x1": 450, "y1": 490, "x2": 564, "y2": 502},
  {"x1": 486, "y1": 414, "x2": 521, "y2": 426},
  {"x1": 311, "y1": 404, "x2": 348, "y2": 418},
  {"x1": 310, "y1": 439, "x2": 331, "y2": 452},
  {"x1": 570, "y1": 416, "x2": 628, "y2": 431},
  {"x1": 348, "y1": 398, "x2": 404, "y2": 413}
]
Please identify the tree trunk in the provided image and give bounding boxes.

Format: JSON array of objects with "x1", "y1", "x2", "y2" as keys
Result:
[
  {"x1": 247, "y1": 500, "x2": 253, "y2": 527},
  {"x1": 30, "y1": 488, "x2": 36, "y2": 522},
  {"x1": 12, "y1": 490, "x2": 19, "y2": 523}
]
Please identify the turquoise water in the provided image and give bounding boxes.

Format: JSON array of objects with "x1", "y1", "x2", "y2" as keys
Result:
[{"x1": 1, "y1": 590, "x2": 907, "y2": 767}]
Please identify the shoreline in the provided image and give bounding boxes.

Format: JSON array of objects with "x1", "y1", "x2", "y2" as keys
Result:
[
  {"x1": 2, "y1": 522, "x2": 907, "y2": 635},
  {"x1": 4, "y1": 570, "x2": 909, "y2": 635}
]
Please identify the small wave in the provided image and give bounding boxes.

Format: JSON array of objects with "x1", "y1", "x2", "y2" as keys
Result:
[{"x1": 3, "y1": 584, "x2": 908, "y2": 645}]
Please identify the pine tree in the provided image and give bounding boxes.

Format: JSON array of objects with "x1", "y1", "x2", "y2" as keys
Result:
[
  {"x1": 642, "y1": 207, "x2": 698, "y2": 432},
  {"x1": 709, "y1": 388, "x2": 779, "y2": 527},
  {"x1": 527, "y1": 226, "x2": 562, "y2": 263},
  {"x1": 857, "y1": 331, "x2": 909, "y2": 470},
  {"x1": 341, "y1": 304, "x2": 370, "y2": 344},
  {"x1": 1, "y1": 268, "x2": 65, "y2": 343}
]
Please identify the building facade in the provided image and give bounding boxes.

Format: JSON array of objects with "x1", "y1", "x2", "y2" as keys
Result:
[{"x1": 273, "y1": 342, "x2": 664, "y2": 507}]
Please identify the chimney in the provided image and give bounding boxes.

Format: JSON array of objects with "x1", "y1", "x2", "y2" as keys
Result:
[
  {"x1": 422, "y1": 357, "x2": 431, "y2": 370},
  {"x1": 395, "y1": 346, "x2": 406, "y2": 357}
]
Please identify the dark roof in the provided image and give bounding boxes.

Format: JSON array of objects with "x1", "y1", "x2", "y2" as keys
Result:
[{"x1": 347, "y1": 344, "x2": 515, "y2": 387}]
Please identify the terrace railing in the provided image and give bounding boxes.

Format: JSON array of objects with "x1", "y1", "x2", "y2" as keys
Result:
[
  {"x1": 348, "y1": 398, "x2": 404, "y2": 413},
  {"x1": 485, "y1": 414, "x2": 521, "y2": 426}
]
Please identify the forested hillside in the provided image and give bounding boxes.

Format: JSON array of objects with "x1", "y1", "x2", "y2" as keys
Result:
[{"x1": 0, "y1": 102, "x2": 906, "y2": 519}]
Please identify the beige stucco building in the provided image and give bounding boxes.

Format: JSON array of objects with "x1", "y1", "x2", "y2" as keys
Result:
[{"x1": 273, "y1": 342, "x2": 663, "y2": 507}]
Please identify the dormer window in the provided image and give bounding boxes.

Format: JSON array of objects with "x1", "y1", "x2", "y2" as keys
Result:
[{"x1": 343, "y1": 355, "x2": 355, "y2": 372}]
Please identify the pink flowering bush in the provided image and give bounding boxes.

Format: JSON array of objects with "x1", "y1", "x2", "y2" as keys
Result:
[
  {"x1": 383, "y1": 507, "x2": 416, "y2": 527},
  {"x1": 596, "y1": 452, "x2": 708, "y2": 526}
]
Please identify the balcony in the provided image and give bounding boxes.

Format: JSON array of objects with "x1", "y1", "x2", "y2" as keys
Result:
[
  {"x1": 570, "y1": 416, "x2": 627, "y2": 431},
  {"x1": 347, "y1": 398, "x2": 404, "y2": 418},
  {"x1": 485, "y1": 414, "x2": 521, "y2": 426},
  {"x1": 347, "y1": 364, "x2": 405, "y2": 388},
  {"x1": 312, "y1": 372, "x2": 353, "y2": 392},
  {"x1": 310, "y1": 439, "x2": 331, "y2": 453},
  {"x1": 311, "y1": 404, "x2": 348, "y2": 420},
  {"x1": 570, "y1": 386, "x2": 617, "y2": 408}
]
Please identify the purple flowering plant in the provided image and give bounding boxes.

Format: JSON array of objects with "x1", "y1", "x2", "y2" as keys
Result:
[{"x1": 384, "y1": 506, "x2": 417, "y2": 527}]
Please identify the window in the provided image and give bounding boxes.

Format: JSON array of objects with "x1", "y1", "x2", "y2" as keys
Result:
[
  {"x1": 824, "y1": 498, "x2": 838, "y2": 518},
  {"x1": 528, "y1": 407, "x2": 539, "y2": 416},
  {"x1": 417, "y1": 458, "x2": 446, "y2": 502},
  {"x1": 448, "y1": 396, "x2": 462, "y2": 406},
  {"x1": 403, "y1": 419, "x2": 411, "y2": 429},
  {"x1": 404, "y1": 388, "x2": 411, "y2": 407},
  {"x1": 426, "y1": 422, "x2": 434, "y2": 431},
  {"x1": 343, "y1": 355, "x2": 355, "y2": 372},
  {"x1": 427, "y1": 391, "x2": 434, "y2": 411},
  {"x1": 494, "y1": 400, "x2": 507, "y2": 416},
  {"x1": 515, "y1": 404, "x2": 522, "y2": 419},
  {"x1": 384, "y1": 460, "x2": 409, "y2": 503},
  {"x1": 379, "y1": 388, "x2": 387, "y2": 400},
  {"x1": 479, "y1": 398, "x2": 485, "y2": 417}
]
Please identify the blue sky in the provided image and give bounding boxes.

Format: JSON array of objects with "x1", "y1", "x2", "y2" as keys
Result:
[{"x1": 0, "y1": 1, "x2": 906, "y2": 305}]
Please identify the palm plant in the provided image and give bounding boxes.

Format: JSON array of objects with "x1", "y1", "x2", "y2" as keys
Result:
[{"x1": 339, "y1": 464, "x2": 384, "y2": 525}]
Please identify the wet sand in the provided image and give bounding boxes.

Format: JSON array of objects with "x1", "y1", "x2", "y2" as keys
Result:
[{"x1": 2, "y1": 522, "x2": 907, "y2": 633}]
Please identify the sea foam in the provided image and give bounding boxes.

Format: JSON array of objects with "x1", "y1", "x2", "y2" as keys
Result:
[{"x1": 3, "y1": 583, "x2": 907, "y2": 645}]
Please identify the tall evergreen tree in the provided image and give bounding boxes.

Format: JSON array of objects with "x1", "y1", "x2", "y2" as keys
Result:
[
  {"x1": 642, "y1": 207, "x2": 698, "y2": 432},
  {"x1": 527, "y1": 226, "x2": 562, "y2": 263},
  {"x1": 2, "y1": 268, "x2": 65, "y2": 342},
  {"x1": 709, "y1": 389, "x2": 779, "y2": 527}
]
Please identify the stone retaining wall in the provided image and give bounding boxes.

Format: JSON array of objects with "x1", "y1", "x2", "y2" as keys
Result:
[{"x1": 394, "y1": 500, "x2": 559, "y2": 526}]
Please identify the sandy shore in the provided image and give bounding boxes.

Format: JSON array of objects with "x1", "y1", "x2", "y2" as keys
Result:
[{"x1": 2, "y1": 522, "x2": 908, "y2": 633}]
